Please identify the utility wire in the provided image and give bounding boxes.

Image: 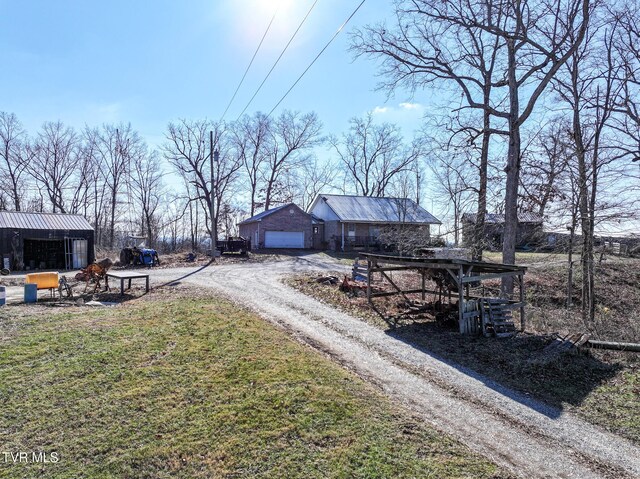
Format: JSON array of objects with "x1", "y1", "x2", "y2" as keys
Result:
[
  {"x1": 266, "y1": 0, "x2": 367, "y2": 119},
  {"x1": 220, "y1": 6, "x2": 280, "y2": 121},
  {"x1": 236, "y1": 0, "x2": 320, "y2": 120}
]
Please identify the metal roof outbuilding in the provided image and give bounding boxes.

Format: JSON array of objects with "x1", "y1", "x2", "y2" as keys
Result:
[{"x1": 0, "y1": 211, "x2": 93, "y2": 231}]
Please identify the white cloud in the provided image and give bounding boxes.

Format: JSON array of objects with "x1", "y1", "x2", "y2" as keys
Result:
[
  {"x1": 372, "y1": 106, "x2": 390, "y2": 115},
  {"x1": 399, "y1": 102, "x2": 422, "y2": 110}
]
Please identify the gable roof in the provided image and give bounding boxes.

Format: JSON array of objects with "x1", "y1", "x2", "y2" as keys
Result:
[
  {"x1": 311, "y1": 194, "x2": 441, "y2": 224},
  {"x1": 238, "y1": 203, "x2": 316, "y2": 225},
  {"x1": 0, "y1": 211, "x2": 93, "y2": 231},
  {"x1": 462, "y1": 212, "x2": 543, "y2": 224}
]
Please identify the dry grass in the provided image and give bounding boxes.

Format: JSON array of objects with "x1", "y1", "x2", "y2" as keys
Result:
[{"x1": 287, "y1": 253, "x2": 640, "y2": 444}]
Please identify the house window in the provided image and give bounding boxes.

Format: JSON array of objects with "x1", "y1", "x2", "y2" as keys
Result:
[
  {"x1": 313, "y1": 226, "x2": 319, "y2": 234},
  {"x1": 348, "y1": 223, "x2": 356, "y2": 238},
  {"x1": 369, "y1": 226, "x2": 380, "y2": 238}
]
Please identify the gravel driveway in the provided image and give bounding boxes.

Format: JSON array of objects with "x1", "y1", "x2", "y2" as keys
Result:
[{"x1": 147, "y1": 254, "x2": 640, "y2": 479}]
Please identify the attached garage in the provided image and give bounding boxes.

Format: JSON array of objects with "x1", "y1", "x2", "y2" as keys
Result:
[
  {"x1": 238, "y1": 203, "x2": 323, "y2": 250},
  {"x1": 264, "y1": 231, "x2": 305, "y2": 249}
]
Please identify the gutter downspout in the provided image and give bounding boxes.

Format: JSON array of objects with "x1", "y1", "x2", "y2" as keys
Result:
[{"x1": 341, "y1": 222, "x2": 345, "y2": 252}]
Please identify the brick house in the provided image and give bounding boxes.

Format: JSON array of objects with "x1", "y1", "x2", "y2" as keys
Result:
[
  {"x1": 238, "y1": 203, "x2": 324, "y2": 249},
  {"x1": 307, "y1": 194, "x2": 441, "y2": 251}
]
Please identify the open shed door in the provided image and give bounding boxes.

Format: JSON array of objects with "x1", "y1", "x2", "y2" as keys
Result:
[
  {"x1": 264, "y1": 231, "x2": 304, "y2": 248},
  {"x1": 65, "y1": 238, "x2": 88, "y2": 269}
]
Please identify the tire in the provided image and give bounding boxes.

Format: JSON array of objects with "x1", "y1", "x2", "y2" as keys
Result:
[{"x1": 0, "y1": 268, "x2": 9, "y2": 275}]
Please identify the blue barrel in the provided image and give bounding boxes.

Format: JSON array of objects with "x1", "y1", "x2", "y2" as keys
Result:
[
  {"x1": 24, "y1": 283, "x2": 37, "y2": 303},
  {"x1": 0, "y1": 286, "x2": 5, "y2": 306}
]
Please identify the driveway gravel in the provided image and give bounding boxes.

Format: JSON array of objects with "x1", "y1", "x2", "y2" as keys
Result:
[{"x1": 146, "y1": 254, "x2": 640, "y2": 479}]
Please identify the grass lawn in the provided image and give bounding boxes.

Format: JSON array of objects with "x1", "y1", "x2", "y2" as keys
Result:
[{"x1": 0, "y1": 295, "x2": 505, "y2": 479}]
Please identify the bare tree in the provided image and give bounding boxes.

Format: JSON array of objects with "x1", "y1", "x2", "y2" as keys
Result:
[
  {"x1": 518, "y1": 119, "x2": 571, "y2": 218},
  {"x1": 0, "y1": 112, "x2": 30, "y2": 211},
  {"x1": 28, "y1": 121, "x2": 80, "y2": 213},
  {"x1": 163, "y1": 119, "x2": 214, "y2": 237},
  {"x1": 164, "y1": 118, "x2": 240, "y2": 246},
  {"x1": 428, "y1": 150, "x2": 476, "y2": 246},
  {"x1": 297, "y1": 157, "x2": 338, "y2": 210},
  {"x1": 550, "y1": 4, "x2": 628, "y2": 328},
  {"x1": 232, "y1": 113, "x2": 270, "y2": 216},
  {"x1": 353, "y1": 0, "x2": 591, "y2": 288},
  {"x1": 332, "y1": 113, "x2": 419, "y2": 197},
  {"x1": 94, "y1": 123, "x2": 144, "y2": 248},
  {"x1": 131, "y1": 149, "x2": 164, "y2": 247},
  {"x1": 352, "y1": 0, "x2": 504, "y2": 259},
  {"x1": 262, "y1": 110, "x2": 323, "y2": 210}
]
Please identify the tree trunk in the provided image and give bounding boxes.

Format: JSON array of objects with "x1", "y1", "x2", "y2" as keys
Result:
[
  {"x1": 473, "y1": 107, "x2": 492, "y2": 261},
  {"x1": 502, "y1": 38, "x2": 520, "y2": 295}
]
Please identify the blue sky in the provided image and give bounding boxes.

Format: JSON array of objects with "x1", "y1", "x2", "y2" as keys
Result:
[{"x1": 0, "y1": 0, "x2": 429, "y2": 149}]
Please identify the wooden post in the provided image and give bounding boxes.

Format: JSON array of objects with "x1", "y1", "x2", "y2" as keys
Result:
[
  {"x1": 421, "y1": 269, "x2": 426, "y2": 300},
  {"x1": 367, "y1": 258, "x2": 372, "y2": 304},
  {"x1": 458, "y1": 266, "x2": 465, "y2": 334},
  {"x1": 519, "y1": 273, "x2": 525, "y2": 332}
]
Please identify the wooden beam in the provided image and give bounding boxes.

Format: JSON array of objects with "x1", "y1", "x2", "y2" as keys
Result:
[
  {"x1": 370, "y1": 288, "x2": 425, "y2": 298},
  {"x1": 462, "y1": 271, "x2": 524, "y2": 283},
  {"x1": 379, "y1": 270, "x2": 411, "y2": 302}
]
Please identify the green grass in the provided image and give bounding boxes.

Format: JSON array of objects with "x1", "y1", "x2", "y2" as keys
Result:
[{"x1": 0, "y1": 297, "x2": 504, "y2": 479}]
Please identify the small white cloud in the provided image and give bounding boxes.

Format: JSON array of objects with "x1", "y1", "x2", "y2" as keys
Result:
[
  {"x1": 399, "y1": 102, "x2": 422, "y2": 110},
  {"x1": 372, "y1": 106, "x2": 390, "y2": 115}
]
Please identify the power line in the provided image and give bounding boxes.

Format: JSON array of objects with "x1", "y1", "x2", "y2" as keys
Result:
[
  {"x1": 266, "y1": 0, "x2": 367, "y2": 119},
  {"x1": 236, "y1": 0, "x2": 320, "y2": 120},
  {"x1": 220, "y1": 6, "x2": 280, "y2": 121}
]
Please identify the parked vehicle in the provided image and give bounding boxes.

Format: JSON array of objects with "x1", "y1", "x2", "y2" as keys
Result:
[
  {"x1": 216, "y1": 237, "x2": 251, "y2": 255},
  {"x1": 120, "y1": 246, "x2": 160, "y2": 267}
]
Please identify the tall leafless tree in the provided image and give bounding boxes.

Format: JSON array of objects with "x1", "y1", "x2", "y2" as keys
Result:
[
  {"x1": 353, "y1": 0, "x2": 591, "y2": 292},
  {"x1": 0, "y1": 112, "x2": 30, "y2": 211},
  {"x1": 28, "y1": 121, "x2": 80, "y2": 213},
  {"x1": 262, "y1": 110, "x2": 323, "y2": 210},
  {"x1": 233, "y1": 113, "x2": 270, "y2": 216},
  {"x1": 94, "y1": 123, "x2": 144, "y2": 247},
  {"x1": 332, "y1": 113, "x2": 419, "y2": 197},
  {"x1": 131, "y1": 149, "x2": 164, "y2": 247}
]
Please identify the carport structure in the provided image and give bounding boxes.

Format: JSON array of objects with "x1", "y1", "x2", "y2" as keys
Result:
[{"x1": 360, "y1": 253, "x2": 527, "y2": 335}]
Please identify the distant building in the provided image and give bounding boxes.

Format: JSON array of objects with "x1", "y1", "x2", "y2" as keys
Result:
[
  {"x1": 0, "y1": 211, "x2": 94, "y2": 271},
  {"x1": 461, "y1": 212, "x2": 544, "y2": 250}
]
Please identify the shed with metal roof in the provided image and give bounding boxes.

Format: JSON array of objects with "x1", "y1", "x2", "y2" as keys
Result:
[{"x1": 0, "y1": 211, "x2": 95, "y2": 271}]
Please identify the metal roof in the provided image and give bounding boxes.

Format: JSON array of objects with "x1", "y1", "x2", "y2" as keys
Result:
[
  {"x1": 463, "y1": 212, "x2": 543, "y2": 224},
  {"x1": 319, "y1": 195, "x2": 441, "y2": 224},
  {"x1": 0, "y1": 211, "x2": 93, "y2": 231}
]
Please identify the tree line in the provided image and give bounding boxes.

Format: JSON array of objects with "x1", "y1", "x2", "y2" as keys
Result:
[{"x1": 0, "y1": 110, "x2": 423, "y2": 252}]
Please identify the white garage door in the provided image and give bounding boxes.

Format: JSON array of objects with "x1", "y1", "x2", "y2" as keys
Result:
[{"x1": 264, "y1": 231, "x2": 305, "y2": 248}]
